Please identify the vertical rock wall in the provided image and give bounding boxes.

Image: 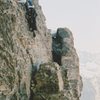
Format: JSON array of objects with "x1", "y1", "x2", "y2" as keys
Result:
[
  {"x1": 0, "y1": 0, "x2": 82, "y2": 100},
  {"x1": 0, "y1": 0, "x2": 52, "y2": 99}
]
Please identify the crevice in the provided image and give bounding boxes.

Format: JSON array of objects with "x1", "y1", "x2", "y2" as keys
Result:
[
  {"x1": 26, "y1": 49, "x2": 41, "y2": 100},
  {"x1": 26, "y1": 49, "x2": 36, "y2": 100},
  {"x1": 52, "y1": 33, "x2": 62, "y2": 66},
  {"x1": 52, "y1": 50, "x2": 62, "y2": 66}
]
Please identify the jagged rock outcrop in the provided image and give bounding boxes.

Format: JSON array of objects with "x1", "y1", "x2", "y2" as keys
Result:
[
  {"x1": 0, "y1": 0, "x2": 82, "y2": 100},
  {"x1": 52, "y1": 28, "x2": 82, "y2": 100}
]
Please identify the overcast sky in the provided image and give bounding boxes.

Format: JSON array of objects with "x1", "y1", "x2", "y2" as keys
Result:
[{"x1": 39, "y1": 0, "x2": 100, "y2": 53}]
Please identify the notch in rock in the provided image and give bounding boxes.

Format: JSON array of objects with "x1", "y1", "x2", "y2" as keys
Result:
[{"x1": 52, "y1": 33, "x2": 62, "y2": 66}]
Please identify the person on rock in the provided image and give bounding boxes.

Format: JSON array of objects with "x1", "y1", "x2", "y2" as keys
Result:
[
  {"x1": 24, "y1": 0, "x2": 37, "y2": 31},
  {"x1": 17, "y1": 0, "x2": 37, "y2": 32},
  {"x1": 26, "y1": 6, "x2": 37, "y2": 31}
]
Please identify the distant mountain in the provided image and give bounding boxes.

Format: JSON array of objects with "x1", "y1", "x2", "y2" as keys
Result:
[
  {"x1": 79, "y1": 51, "x2": 94, "y2": 64},
  {"x1": 80, "y1": 78, "x2": 95, "y2": 100},
  {"x1": 79, "y1": 51, "x2": 100, "y2": 100},
  {"x1": 79, "y1": 51, "x2": 100, "y2": 65}
]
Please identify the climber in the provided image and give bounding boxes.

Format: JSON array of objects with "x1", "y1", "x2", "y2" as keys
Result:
[
  {"x1": 25, "y1": 4, "x2": 37, "y2": 31},
  {"x1": 17, "y1": 0, "x2": 37, "y2": 31}
]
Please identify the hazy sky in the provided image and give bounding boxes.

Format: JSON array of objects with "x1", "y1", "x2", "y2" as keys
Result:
[{"x1": 39, "y1": 0, "x2": 100, "y2": 53}]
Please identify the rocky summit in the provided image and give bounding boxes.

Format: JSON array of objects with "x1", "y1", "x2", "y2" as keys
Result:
[{"x1": 0, "y1": 0, "x2": 82, "y2": 100}]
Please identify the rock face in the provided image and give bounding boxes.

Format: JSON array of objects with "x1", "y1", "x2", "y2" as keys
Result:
[
  {"x1": 52, "y1": 28, "x2": 82, "y2": 100},
  {"x1": 0, "y1": 0, "x2": 82, "y2": 100}
]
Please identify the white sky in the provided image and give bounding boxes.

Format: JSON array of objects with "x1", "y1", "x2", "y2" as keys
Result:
[{"x1": 39, "y1": 0, "x2": 100, "y2": 53}]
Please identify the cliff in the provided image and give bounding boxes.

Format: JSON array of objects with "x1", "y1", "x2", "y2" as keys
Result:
[{"x1": 0, "y1": 0, "x2": 82, "y2": 100}]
